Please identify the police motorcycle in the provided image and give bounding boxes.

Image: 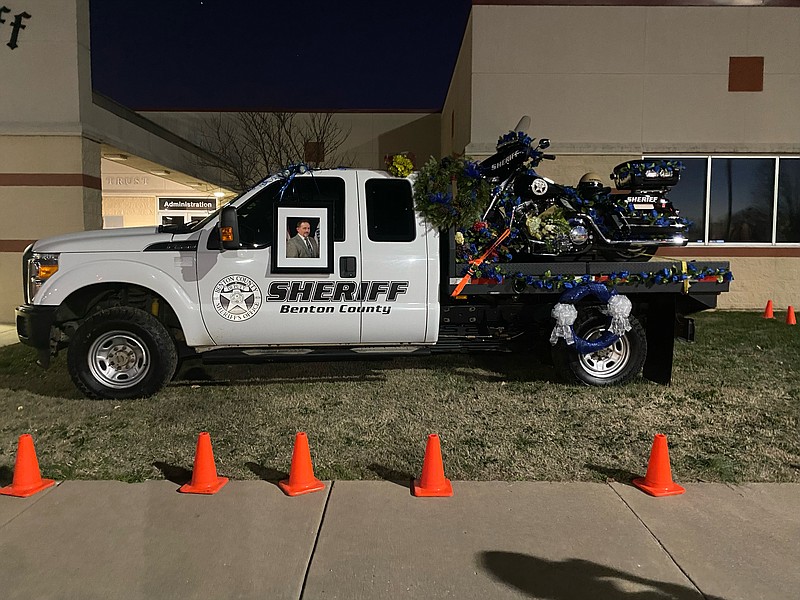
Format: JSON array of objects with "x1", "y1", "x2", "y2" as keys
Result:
[{"x1": 478, "y1": 117, "x2": 689, "y2": 261}]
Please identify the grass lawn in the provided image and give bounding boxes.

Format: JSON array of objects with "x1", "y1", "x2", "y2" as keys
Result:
[{"x1": 0, "y1": 311, "x2": 798, "y2": 485}]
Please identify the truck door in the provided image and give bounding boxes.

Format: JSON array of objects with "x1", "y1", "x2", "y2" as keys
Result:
[
  {"x1": 357, "y1": 173, "x2": 430, "y2": 343},
  {"x1": 195, "y1": 172, "x2": 363, "y2": 345}
]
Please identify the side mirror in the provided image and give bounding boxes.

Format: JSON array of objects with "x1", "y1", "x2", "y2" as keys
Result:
[
  {"x1": 538, "y1": 139, "x2": 551, "y2": 150},
  {"x1": 219, "y1": 206, "x2": 239, "y2": 251}
]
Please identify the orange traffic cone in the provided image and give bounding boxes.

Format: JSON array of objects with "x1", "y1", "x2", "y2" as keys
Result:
[
  {"x1": 787, "y1": 306, "x2": 796, "y2": 326},
  {"x1": 763, "y1": 300, "x2": 775, "y2": 319},
  {"x1": 179, "y1": 432, "x2": 228, "y2": 494},
  {"x1": 633, "y1": 434, "x2": 685, "y2": 497},
  {"x1": 0, "y1": 434, "x2": 56, "y2": 498},
  {"x1": 412, "y1": 434, "x2": 453, "y2": 497},
  {"x1": 279, "y1": 432, "x2": 325, "y2": 496}
]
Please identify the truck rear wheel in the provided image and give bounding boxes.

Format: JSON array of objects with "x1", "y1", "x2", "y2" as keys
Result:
[
  {"x1": 67, "y1": 306, "x2": 178, "y2": 399},
  {"x1": 551, "y1": 306, "x2": 646, "y2": 386}
]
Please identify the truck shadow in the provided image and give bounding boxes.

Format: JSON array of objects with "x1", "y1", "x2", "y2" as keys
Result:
[
  {"x1": 171, "y1": 362, "x2": 387, "y2": 387},
  {"x1": 0, "y1": 345, "x2": 562, "y2": 399},
  {"x1": 170, "y1": 352, "x2": 562, "y2": 389}
]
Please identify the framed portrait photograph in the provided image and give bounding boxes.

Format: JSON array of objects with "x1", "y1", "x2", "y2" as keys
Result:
[{"x1": 272, "y1": 203, "x2": 334, "y2": 273}]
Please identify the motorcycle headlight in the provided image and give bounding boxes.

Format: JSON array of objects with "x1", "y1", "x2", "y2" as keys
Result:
[
  {"x1": 569, "y1": 226, "x2": 589, "y2": 246},
  {"x1": 27, "y1": 252, "x2": 59, "y2": 302}
]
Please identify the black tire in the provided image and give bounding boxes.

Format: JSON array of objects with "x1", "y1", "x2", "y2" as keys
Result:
[
  {"x1": 551, "y1": 306, "x2": 647, "y2": 386},
  {"x1": 67, "y1": 306, "x2": 178, "y2": 399}
]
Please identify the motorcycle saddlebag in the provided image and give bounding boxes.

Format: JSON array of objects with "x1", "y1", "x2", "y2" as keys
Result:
[{"x1": 611, "y1": 160, "x2": 681, "y2": 190}]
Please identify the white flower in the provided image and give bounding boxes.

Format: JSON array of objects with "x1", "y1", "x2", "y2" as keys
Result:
[{"x1": 526, "y1": 216, "x2": 542, "y2": 237}]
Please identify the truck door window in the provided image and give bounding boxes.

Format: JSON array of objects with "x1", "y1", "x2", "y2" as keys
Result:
[
  {"x1": 365, "y1": 179, "x2": 415, "y2": 242},
  {"x1": 235, "y1": 177, "x2": 346, "y2": 248}
]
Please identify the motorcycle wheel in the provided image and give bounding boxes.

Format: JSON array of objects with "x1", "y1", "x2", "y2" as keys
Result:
[{"x1": 551, "y1": 306, "x2": 647, "y2": 386}]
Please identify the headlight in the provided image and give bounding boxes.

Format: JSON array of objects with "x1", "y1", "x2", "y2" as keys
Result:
[
  {"x1": 27, "y1": 252, "x2": 59, "y2": 302},
  {"x1": 569, "y1": 226, "x2": 589, "y2": 246}
]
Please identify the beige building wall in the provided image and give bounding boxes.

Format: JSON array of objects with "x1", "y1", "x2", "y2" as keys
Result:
[
  {"x1": 441, "y1": 11, "x2": 474, "y2": 158},
  {"x1": 0, "y1": 133, "x2": 101, "y2": 320},
  {"x1": 717, "y1": 258, "x2": 800, "y2": 310},
  {"x1": 0, "y1": 0, "x2": 229, "y2": 321},
  {"x1": 142, "y1": 111, "x2": 441, "y2": 172},
  {"x1": 339, "y1": 113, "x2": 441, "y2": 168},
  {"x1": 0, "y1": 0, "x2": 100, "y2": 320},
  {"x1": 468, "y1": 5, "x2": 800, "y2": 155}
]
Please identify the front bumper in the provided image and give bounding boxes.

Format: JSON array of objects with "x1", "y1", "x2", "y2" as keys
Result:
[{"x1": 15, "y1": 304, "x2": 57, "y2": 367}]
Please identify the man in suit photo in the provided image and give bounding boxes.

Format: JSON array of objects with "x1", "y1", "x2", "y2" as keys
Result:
[{"x1": 286, "y1": 219, "x2": 319, "y2": 258}]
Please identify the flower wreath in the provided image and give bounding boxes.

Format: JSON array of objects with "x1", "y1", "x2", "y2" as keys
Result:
[
  {"x1": 549, "y1": 283, "x2": 633, "y2": 354},
  {"x1": 412, "y1": 156, "x2": 491, "y2": 230}
]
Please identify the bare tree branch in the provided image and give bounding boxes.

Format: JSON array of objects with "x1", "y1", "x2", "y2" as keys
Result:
[{"x1": 197, "y1": 112, "x2": 353, "y2": 192}]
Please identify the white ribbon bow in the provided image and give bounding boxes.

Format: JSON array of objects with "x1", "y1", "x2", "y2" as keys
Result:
[
  {"x1": 550, "y1": 303, "x2": 578, "y2": 345},
  {"x1": 606, "y1": 295, "x2": 632, "y2": 336}
]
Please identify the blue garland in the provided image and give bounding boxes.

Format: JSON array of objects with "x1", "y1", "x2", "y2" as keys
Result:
[
  {"x1": 460, "y1": 264, "x2": 734, "y2": 290},
  {"x1": 498, "y1": 130, "x2": 534, "y2": 149}
]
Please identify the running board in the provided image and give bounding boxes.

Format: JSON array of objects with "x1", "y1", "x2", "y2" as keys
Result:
[{"x1": 200, "y1": 346, "x2": 432, "y2": 364}]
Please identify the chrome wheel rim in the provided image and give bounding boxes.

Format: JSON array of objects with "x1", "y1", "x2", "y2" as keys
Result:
[
  {"x1": 88, "y1": 331, "x2": 150, "y2": 389},
  {"x1": 577, "y1": 325, "x2": 630, "y2": 379}
]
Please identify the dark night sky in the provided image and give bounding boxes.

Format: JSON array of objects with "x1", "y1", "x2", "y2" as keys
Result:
[{"x1": 89, "y1": 1, "x2": 472, "y2": 112}]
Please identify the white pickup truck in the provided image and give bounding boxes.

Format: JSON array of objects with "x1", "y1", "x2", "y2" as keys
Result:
[{"x1": 16, "y1": 168, "x2": 730, "y2": 399}]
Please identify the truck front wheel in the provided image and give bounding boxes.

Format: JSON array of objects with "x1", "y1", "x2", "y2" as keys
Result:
[
  {"x1": 551, "y1": 306, "x2": 647, "y2": 386},
  {"x1": 67, "y1": 306, "x2": 178, "y2": 399}
]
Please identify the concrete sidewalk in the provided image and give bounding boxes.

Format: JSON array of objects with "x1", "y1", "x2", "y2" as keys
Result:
[
  {"x1": 1, "y1": 481, "x2": 798, "y2": 599},
  {"x1": 0, "y1": 323, "x2": 17, "y2": 347}
]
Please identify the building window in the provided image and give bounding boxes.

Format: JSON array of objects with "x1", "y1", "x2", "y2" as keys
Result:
[
  {"x1": 646, "y1": 155, "x2": 800, "y2": 246},
  {"x1": 709, "y1": 158, "x2": 774, "y2": 243},
  {"x1": 661, "y1": 158, "x2": 707, "y2": 243},
  {"x1": 778, "y1": 158, "x2": 800, "y2": 243},
  {"x1": 365, "y1": 179, "x2": 415, "y2": 242}
]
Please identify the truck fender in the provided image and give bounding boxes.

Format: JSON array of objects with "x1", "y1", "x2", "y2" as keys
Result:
[{"x1": 35, "y1": 259, "x2": 214, "y2": 347}]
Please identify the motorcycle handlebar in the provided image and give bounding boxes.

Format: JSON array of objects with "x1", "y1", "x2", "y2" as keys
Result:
[{"x1": 542, "y1": 154, "x2": 556, "y2": 160}]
